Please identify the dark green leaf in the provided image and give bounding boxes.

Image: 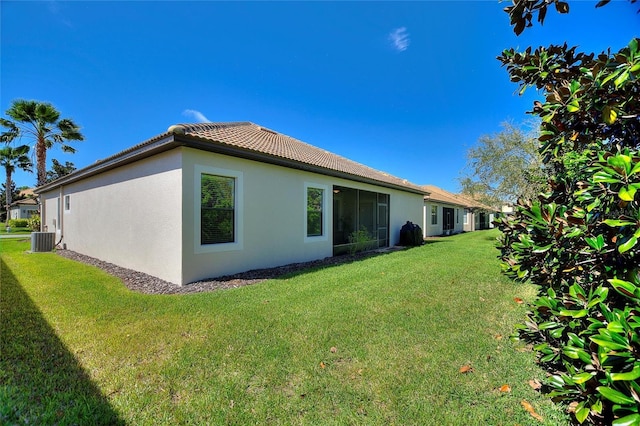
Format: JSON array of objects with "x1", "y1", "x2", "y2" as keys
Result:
[
  {"x1": 610, "y1": 364, "x2": 640, "y2": 381},
  {"x1": 612, "y1": 413, "x2": 640, "y2": 426},
  {"x1": 597, "y1": 386, "x2": 635, "y2": 405},
  {"x1": 555, "y1": 1, "x2": 569, "y2": 14},
  {"x1": 608, "y1": 278, "x2": 638, "y2": 299},
  {"x1": 618, "y1": 236, "x2": 638, "y2": 254}
]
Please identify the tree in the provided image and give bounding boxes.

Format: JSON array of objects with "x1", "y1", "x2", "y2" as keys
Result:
[
  {"x1": 504, "y1": 0, "x2": 637, "y2": 36},
  {"x1": 0, "y1": 145, "x2": 32, "y2": 224},
  {"x1": 459, "y1": 121, "x2": 547, "y2": 206},
  {"x1": 0, "y1": 100, "x2": 83, "y2": 187},
  {"x1": 46, "y1": 159, "x2": 77, "y2": 183},
  {"x1": 496, "y1": 2, "x2": 640, "y2": 424},
  {"x1": 0, "y1": 181, "x2": 21, "y2": 222}
]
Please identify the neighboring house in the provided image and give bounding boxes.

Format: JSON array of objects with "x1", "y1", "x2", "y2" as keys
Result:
[
  {"x1": 501, "y1": 204, "x2": 515, "y2": 215},
  {"x1": 36, "y1": 122, "x2": 426, "y2": 286},
  {"x1": 421, "y1": 185, "x2": 466, "y2": 237},
  {"x1": 456, "y1": 192, "x2": 499, "y2": 232},
  {"x1": 421, "y1": 185, "x2": 499, "y2": 237},
  {"x1": 9, "y1": 197, "x2": 38, "y2": 220}
]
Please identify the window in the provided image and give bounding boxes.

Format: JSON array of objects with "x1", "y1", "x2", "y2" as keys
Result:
[
  {"x1": 456, "y1": 209, "x2": 459, "y2": 224},
  {"x1": 306, "y1": 187, "x2": 324, "y2": 237},
  {"x1": 431, "y1": 205, "x2": 438, "y2": 225},
  {"x1": 195, "y1": 165, "x2": 243, "y2": 253},
  {"x1": 64, "y1": 195, "x2": 70, "y2": 211},
  {"x1": 464, "y1": 211, "x2": 469, "y2": 225},
  {"x1": 201, "y1": 174, "x2": 235, "y2": 244}
]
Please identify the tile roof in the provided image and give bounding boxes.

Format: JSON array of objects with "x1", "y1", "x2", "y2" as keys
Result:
[
  {"x1": 9, "y1": 198, "x2": 38, "y2": 207},
  {"x1": 37, "y1": 122, "x2": 426, "y2": 195},
  {"x1": 169, "y1": 122, "x2": 426, "y2": 193},
  {"x1": 421, "y1": 184, "x2": 497, "y2": 211}
]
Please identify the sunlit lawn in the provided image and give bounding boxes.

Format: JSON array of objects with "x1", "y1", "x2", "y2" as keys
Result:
[
  {"x1": 1, "y1": 226, "x2": 30, "y2": 234},
  {"x1": 0, "y1": 231, "x2": 570, "y2": 425}
]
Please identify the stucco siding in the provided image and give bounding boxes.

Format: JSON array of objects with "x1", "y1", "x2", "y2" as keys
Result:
[
  {"x1": 41, "y1": 150, "x2": 183, "y2": 284},
  {"x1": 181, "y1": 148, "x2": 423, "y2": 284},
  {"x1": 463, "y1": 209, "x2": 474, "y2": 232},
  {"x1": 181, "y1": 148, "x2": 334, "y2": 283},
  {"x1": 423, "y1": 201, "x2": 465, "y2": 237},
  {"x1": 39, "y1": 145, "x2": 423, "y2": 286}
]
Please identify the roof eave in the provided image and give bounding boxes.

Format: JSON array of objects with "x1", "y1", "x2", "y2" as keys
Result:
[
  {"x1": 37, "y1": 132, "x2": 427, "y2": 196},
  {"x1": 36, "y1": 134, "x2": 179, "y2": 193}
]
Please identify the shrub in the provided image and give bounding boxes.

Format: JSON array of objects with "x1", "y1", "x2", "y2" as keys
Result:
[
  {"x1": 497, "y1": 39, "x2": 640, "y2": 425},
  {"x1": 7, "y1": 219, "x2": 29, "y2": 228},
  {"x1": 27, "y1": 214, "x2": 40, "y2": 231},
  {"x1": 348, "y1": 227, "x2": 374, "y2": 255}
]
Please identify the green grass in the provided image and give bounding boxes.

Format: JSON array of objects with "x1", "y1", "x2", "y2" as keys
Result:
[
  {"x1": 2, "y1": 226, "x2": 30, "y2": 234},
  {"x1": 0, "y1": 230, "x2": 570, "y2": 425}
]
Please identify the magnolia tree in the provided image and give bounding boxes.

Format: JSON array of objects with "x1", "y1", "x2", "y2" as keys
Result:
[{"x1": 496, "y1": 1, "x2": 640, "y2": 425}]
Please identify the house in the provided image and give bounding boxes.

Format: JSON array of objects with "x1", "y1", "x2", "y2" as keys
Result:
[
  {"x1": 422, "y1": 185, "x2": 466, "y2": 237},
  {"x1": 456, "y1": 193, "x2": 499, "y2": 232},
  {"x1": 421, "y1": 185, "x2": 498, "y2": 237},
  {"x1": 36, "y1": 122, "x2": 426, "y2": 286},
  {"x1": 8, "y1": 197, "x2": 39, "y2": 220}
]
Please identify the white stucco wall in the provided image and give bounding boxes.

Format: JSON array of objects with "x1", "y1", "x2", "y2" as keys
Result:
[
  {"x1": 9, "y1": 204, "x2": 38, "y2": 220},
  {"x1": 40, "y1": 146, "x2": 424, "y2": 286},
  {"x1": 180, "y1": 148, "x2": 423, "y2": 284},
  {"x1": 181, "y1": 149, "x2": 334, "y2": 284},
  {"x1": 463, "y1": 208, "x2": 474, "y2": 232},
  {"x1": 422, "y1": 201, "x2": 465, "y2": 237},
  {"x1": 40, "y1": 149, "x2": 183, "y2": 284}
]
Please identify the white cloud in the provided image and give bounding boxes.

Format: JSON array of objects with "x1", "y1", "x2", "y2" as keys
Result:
[
  {"x1": 389, "y1": 27, "x2": 410, "y2": 52},
  {"x1": 47, "y1": 0, "x2": 72, "y2": 28},
  {"x1": 182, "y1": 109, "x2": 211, "y2": 123}
]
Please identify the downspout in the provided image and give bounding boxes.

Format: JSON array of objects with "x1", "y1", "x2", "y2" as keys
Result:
[
  {"x1": 38, "y1": 195, "x2": 44, "y2": 232},
  {"x1": 57, "y1": 186, "x2": 64, "y2": 246}
]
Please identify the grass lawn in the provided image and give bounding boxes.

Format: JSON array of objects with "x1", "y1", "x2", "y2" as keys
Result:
[
  {"x1": 2, "y1": 226, "x2": 30, "y2": 234},
  {"x1": 0, "y1": 230, "x2": 570, "y2": 425}
]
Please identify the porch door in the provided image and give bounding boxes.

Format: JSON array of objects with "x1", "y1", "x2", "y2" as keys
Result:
[
  {"x1": 332, "y1": 186, "x2": 390, "y2": 255},
  {"x1": 377, "y1": 194, "x2": 389, "y2": 248},
  {"x1": 443, "y1": 207, "x2": 454, "y2": 232},
  {"x1": 479, "y1": 213, "x2": 486, "y2": 230}
]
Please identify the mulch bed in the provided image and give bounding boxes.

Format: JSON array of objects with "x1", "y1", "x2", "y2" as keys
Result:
[{"x1": 55, "y1": 247, "x2": 404, "y2": 295}]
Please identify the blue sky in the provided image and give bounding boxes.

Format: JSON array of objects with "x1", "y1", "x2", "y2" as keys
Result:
[{"x1": 2, "y1": 1, "x2": 638, "y2": 192}]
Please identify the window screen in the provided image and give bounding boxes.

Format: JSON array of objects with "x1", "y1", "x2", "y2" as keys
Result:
[{"x1": 201, "y1": 174, "x2": 235, "y2": 244}]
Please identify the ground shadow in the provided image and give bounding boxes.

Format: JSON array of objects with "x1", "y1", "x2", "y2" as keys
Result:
[
  {"x1": 221, "y1": 244, "x2": 438, "y2": 283},
  {"x1": 0, "y1": 259, "x2": 124, "y2": 425}
]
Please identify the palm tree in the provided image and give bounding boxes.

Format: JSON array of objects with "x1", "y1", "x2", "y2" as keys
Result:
[
  {"x1": 0, "y1": 99, "x2": 83, "y2": 186},
  {"x1": 0, "y1": 145, "x2": 32, "y2": 224}
]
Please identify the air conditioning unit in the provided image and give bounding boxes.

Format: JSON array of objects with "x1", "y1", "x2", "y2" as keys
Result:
[{"x1": 31, "y1": 232, "x2": 56, "y2": 252}]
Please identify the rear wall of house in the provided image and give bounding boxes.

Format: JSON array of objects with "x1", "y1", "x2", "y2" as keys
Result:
[
  {"x1": 181, "y1": 148, "x2": 423, "y2": 284},
  {"x1": 40, "y1": 150, "x2": 183, "y2": 284},
  {"x1": 422, "y1": 201, "x2": 465, "y2": 237}
]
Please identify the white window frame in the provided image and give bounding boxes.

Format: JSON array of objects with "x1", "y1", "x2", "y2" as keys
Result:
[
  {"x1": 194, "y1": 165, "x2": 244, "y2": 254},
  {"x1": 304, "y1": 182, "x2": 329, "y2": 243},
  {"x1": 431, "y1": 205, "x2": 438, "y2": 225},
  {"x1": 464, "y1": 210, "x2": 469, "y2": 225},
  {"x1": 64, "y1": 195, "x2": 70, "y2": 211}
]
